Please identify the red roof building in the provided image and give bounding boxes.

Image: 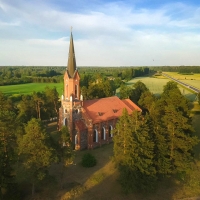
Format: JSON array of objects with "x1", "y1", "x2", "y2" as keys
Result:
[{"x1": 59, "y1": 31, "x2": 141, "y2": 150}]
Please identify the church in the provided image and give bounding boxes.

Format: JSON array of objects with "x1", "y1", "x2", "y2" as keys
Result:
[{"x1": 59, "y1": 31, "x2": 141, "y2": 150}]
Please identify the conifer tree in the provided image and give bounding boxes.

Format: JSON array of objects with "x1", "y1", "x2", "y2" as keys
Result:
[
  {"x1": 162, "y1": 104, "x2": 198, "y2": 174},
  {"x1": 113, "y1": 109, "x2": 156, "y2": 192},
  {"x1": 17, "y1": 118, "x2": 56, "y2": 196},
  {"x1": 0, "y1": 92, "x2": 19, "y2": 198}
]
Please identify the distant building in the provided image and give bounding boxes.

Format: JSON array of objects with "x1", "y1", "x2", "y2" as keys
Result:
[{"x1": 59, "y1": 31, "x2": 141, "y2": 150}]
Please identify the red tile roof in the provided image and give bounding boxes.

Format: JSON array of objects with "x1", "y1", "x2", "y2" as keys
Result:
[
  {"x1": 122, "y1": 99, "x2": 142, "y2": 112},
  {"x1": 82, "y1": 96, "x2": 141, "y2": 124}
]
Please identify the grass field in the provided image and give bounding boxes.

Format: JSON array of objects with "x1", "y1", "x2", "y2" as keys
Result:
[
  {"x1": 163, "y1": 72, "x2": 200, "y2": 81},
  {"x1": 0, "y1": 83, "x2": 63, "y2": 96},
  {"x1": 117, "y1": 76, "x2": 197, "y2": 102}
]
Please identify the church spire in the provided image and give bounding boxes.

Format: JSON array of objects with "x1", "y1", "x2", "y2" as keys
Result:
[{"x1": 67, "y1": 28, "x2": 76, "y2": 78}]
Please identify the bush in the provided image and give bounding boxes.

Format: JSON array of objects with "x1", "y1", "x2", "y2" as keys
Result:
[{"x1": 81, "y1": 153, "x2": 97, "y2": 168}]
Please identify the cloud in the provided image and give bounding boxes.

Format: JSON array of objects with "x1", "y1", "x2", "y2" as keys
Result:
[{"x1": 1, "y1": 0, "x2": 200, "y2": 66}]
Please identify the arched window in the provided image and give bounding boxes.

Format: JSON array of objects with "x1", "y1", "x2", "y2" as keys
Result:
[
  {"x1": 101, "y1": 127, "x2": 106, "y2": 140},
  {"x1": 109, "y1": 125, "x2": 113, "y2": 137},
  {"x1": 63, "y1": 118, "x2": 68, "y2": 126},
  {"x1": 93, "y1": 129, "x2": 98, "y2": 143},
  {"x1": 101, "y1": 128, "x2": 104, "y2": 140},
  {"x1": 66, "y1": 84, "x2": 68, "y2": 99},
  {"x1": 75, "y1": 85, "x2": 78, "y2": 98},
  {"x1": 75, "y1": 134, "x2": 78, "y2": 145}
]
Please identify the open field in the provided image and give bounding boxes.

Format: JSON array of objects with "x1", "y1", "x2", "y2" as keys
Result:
[
  {"x1": 122, "y1": 77, "x2": 198, "y2": 101},
  {"x1": 0, "y1": 83, "x2": 63, "y2": 96},
  {"x1": 163, "y1": 72, "x2": 200, "y2": 90},
  {"x1": 163, "y1": 72, "x2": 200, "y2": 81}
]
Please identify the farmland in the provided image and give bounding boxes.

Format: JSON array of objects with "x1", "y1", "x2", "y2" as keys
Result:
[
  {"x1": 124, "y1": 76, "x2": 198, "y2": 102},
  {"x1": 1, "y1": 74, "x2": 198, "y2": 102},
  {"x1": 0, "y1": 82, "x2": 63, "y2": 96}
]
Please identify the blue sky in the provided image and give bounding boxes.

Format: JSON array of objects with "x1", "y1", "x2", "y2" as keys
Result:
[{"x1": 1, "y1": 0, "x2": 200, "y2": 66}]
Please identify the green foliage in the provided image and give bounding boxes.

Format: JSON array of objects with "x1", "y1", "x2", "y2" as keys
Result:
[
  {"x1": 113, "y1": 109, "x2": 156, "y2": 192},
  {"x1": 0, "y1": 92, "x2": 19, "y2": 198},
  {"x1": 114, "y1": 80, "x2": 199, "y2": 193},
  {"x1": 81, "y1": 153, "x2": 97, "y2": 168},
  {"x1": 17, "y1": 118, "x2": 56, "y2": 196},
  {"x1": 130, "y1": 81, "x2": 149, "y2": 104},
  {"x1": 83, "y1": 75, "x2": 113, "y2": 100},
  {"x1": 59, "y1": 126, "x2": 73, "y2": 165},
  {"x1": 119, "y1": 84, "x2": 132, "y2": 99}
]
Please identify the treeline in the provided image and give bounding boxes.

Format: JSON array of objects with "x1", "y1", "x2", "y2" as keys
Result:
[
  {"x1": 114, "y1": 81, "x2": 199, "y2": 193},
  {"x1": 152, "y1": 66, "x2": 200, "y2": 74},
  {"x1": 0, "y1": 87, "x2": 73, "y2": 199},
  {"x1": 0, "y1": 66, "x2": 150, "y2": 86},
  {"x1": 79, "y1": 66, "x2": 150, "y2": 81},
  {"x1": 0, "y1": 66, "x2": 63, "y2": 85},
  {"x1": 80, "y1": 74, "x2": 122, "y2": 100}
]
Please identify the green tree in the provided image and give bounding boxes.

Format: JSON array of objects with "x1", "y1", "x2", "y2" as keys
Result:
[
  {"x1": 119, "y1": 84, "x2": 132, "y2": 99},
  {"x1": 17, "y1": 94, "x2": 36, "y2": 123},
  {"x1": 149, "y1": 83, "x2": 199, "y2": 178},
  {"x1": 0, "y1": 92, "x2": 18, "y2": 198},
  {"x1": 32, "y1": 91, "x2": 45, "y2": 119},
  {"x1": 163, "y1": 81, "x2": 178, "y2": 95},
  {"x1": 162, "y1": 104, "x2": 198, "y2": 175},
  {"x1": 44, "y1": 86, "x2": 60, "y2": 119},
  {"x1": 130, "y1": 81, "x2": 149, "y2": 104},
  {"x1": 113, "y1": 109, "x2": 156, "y2": 192},
  {"x1": 58, "y1": 126, "x2": 73, "y2": 189},
  {"x1": 138, "y1": 90, "x2": 156, "y2": 112},
  {"x1": 17, "y1": 118, "x2": 56, "y2": 196}
]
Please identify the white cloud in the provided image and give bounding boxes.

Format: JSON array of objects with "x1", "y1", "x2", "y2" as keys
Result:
[{"x1": 1, "y1": 0, "x2": 200, "y2": 66}]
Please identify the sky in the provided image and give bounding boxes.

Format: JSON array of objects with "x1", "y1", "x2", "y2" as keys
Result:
[{"x1": 1, "y1": 0, "x2": 200, "y2": 66}]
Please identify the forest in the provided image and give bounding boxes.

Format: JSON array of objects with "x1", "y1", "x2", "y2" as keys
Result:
[
  {"x1": 0, "y1": 66, "x2": 149, "y2": 86},
  {"x1": 0, "y1": 65, "x2": 200, "y2": 199}
]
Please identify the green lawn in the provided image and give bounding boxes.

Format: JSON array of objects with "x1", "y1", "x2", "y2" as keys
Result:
[{"x1": 0, "y1": 83, "x2": 63, "y2": 97}]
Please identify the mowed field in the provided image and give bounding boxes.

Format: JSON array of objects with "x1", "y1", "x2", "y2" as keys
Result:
[
  {"x1": 125, "y1": 77, "x2": 197, "y2": 101},
  {"x1": 0, "y1": 82, "x2": 63, "y2": 96},
  {"x1": 163, "y1": 72, "x2": 200, "y2": 89}
]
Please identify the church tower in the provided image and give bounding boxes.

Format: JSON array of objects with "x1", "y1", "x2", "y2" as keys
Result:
[
  {"x1": 59, "y1": 30, "x2": 82, "y2": 147},
  {"x1": 64, "y1": 31, "x2": 80, "y2": 100}
]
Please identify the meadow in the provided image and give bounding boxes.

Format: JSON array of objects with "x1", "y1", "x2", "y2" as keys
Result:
[
  {"x1": 163, "y1": 72, "x2": 200, "y2": 81},
  {"x1": 0, "y1": 82, "x2": 63, "y2": 97},
  {"x1": 122, "y1": 76, "x2": 198, "y2": 102},
  {"x1": 0, "y1": 73, "x2": 198, "y2": 102}
]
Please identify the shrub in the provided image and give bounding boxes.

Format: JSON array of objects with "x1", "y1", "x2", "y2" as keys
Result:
[{"x1": 81, "y1": 153, "x2": 97, "y2": 168}]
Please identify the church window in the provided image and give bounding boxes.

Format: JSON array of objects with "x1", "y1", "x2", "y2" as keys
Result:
[
  {"x1": 75, "y1": 84, "x2": 78, "y2": 98},
  {"x1": 101, "y1": 127, "x2": 106, "y2": 140},
  {"x1": 66, "y1": 85, "x2": 68, "y2": 99},
  {"x1": 93, "y1": 129, "x2": 98, "y2": 143},
  {"x1": 75, "y1": 134, "x2": 78, "y2": 145},
  {"x1": 64, "y1": 118, "x2": 68, "y2": 126},
  {"x1": 109, "y1": 125, "x2": 113, "y2": 137}
]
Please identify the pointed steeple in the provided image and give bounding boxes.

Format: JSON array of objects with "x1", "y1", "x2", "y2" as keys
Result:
[{"x1": 67, "y1": 30, "x2": 76, "y2": 78}]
